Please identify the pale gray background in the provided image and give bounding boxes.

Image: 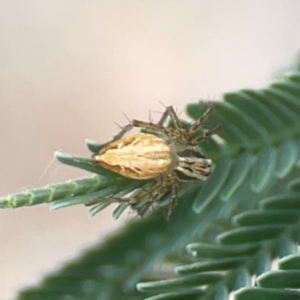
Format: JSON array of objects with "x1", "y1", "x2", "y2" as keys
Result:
[{"x1": 1, "y1": 1, "x2": 300, "y2": 298}]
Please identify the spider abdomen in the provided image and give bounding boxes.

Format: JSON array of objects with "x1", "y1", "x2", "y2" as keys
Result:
[{"x1": 93, "y1": 133, "x2": 172, "y2": 180}]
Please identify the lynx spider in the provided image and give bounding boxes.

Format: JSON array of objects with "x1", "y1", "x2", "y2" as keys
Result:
[{"x1": 93, "y1": 105, "x2": 222, "y2": 220}]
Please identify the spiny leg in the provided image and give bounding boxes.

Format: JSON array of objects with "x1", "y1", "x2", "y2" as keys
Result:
[
  {"x1": 167, "y1": 181, "x2": 179, "y2": 221},
  {"x1": 204, "y1": 123, "x2": 223, "y2": 138},
  {"x1": 158, "y1": 105, "x2": 183, "y2": 130},
  {"x1": 85, "y1": 196, "x2": 129, "y2": 206},
  {"x1": 137, "y1": 201, "x2": 153, "y2": 217},
  {"x1": 108, "y1": 106, "x2": 181, "y2": 143},
  {"x1": 131, "y1": 119, "x2": 169, "y2": 135},
  {"x1": 129, "y1": 180, "x2": 166, "y2": 205},
  {"x1": 131, "y1": 176, "x2": 174, "y2": 218},
  {"x1": 140, "y1": 185, "x2": 160, "y2": 216},
  {"x1": 134, "y1": 183, "x2": 165, "y2": 216},
  {"x1": 86, "y1": 182, "x2": 162, "y2": 214},
  {"x1": 190, "y1": 123, "x2": 223, "y2": 145},
  {"x1": 107, "y1": 110, "x2": 169, "y2": 146},
  {"x1": 157, "y1": 105, "x2": 190, "y2": 144},
  {"x1": 96, "y1": 106, "x2": 169, "y2": 149},
  {"x1": 188, "y1": 106, "x2": 214, "y2": 135},
  {"x1": 112, "y1": 123, "x2": 135, "y2": 140},
  {"x1": 108, "y1": 106, "x2": 184, "y2": 142},
  {"x1": 98, "y1": 123, "x2": 134, "y2": 150},
  {"x1": 132, "y1": 118, "x2": 187, "y2": 143}
]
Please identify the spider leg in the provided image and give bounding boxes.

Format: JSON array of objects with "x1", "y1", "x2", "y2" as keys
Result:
[
  {"x1": 190, "y1": 123, "x2": 223, "y2": 145},
  {"x1": 204, "y1": 124, "x2": 224, "y2": 137},
  {"x1": 157, "y1": 105, "x2": 191, "y2": 144},
  {"x1": 85, "y1": 197, "x2": 129, "y2": 206},
  {"x1": 130, "y1": 175, "x2": 176, "y2": 218},
  {"x1": 128, "y1": 106, "x2": 188, "y2": 143},
  {"x1": 158, "y1": 105, "x2": 182, "y2": 129},
  {"x1": 106, "y1": 107, "x2": 179, "y2": 142},
  {"x1": 110, "y1": 123, "x2": 134, "y2": 141},
  {"x1": 167, "y1": 180, "x2": 179, "y2": 221},
  {"x1": 97, "y1": 123, "x2": 134, "y2": 151},
  {"x1": 131, "y1": 119, "x2": 168, "y2": 135},
  {"x1": 129, "y1": 180, "x2": 164, "y2": 205},
  {"x1": 137, "y1": 202, "x2": 152, "y2": 217},
  {"x1": 188, "y1": 106, "x2": 214, "y2": 135},
  {"x1": 132, "y1": 182, "x2": 163, "y2": 216}
]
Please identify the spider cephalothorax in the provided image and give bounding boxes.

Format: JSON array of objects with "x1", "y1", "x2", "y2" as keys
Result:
[{"x1": 92, "y1": 105, "x2": 222, "y2": 220}]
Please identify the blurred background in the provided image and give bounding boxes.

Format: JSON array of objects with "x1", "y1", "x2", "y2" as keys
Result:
[{"x1": 1, "y1": 1, "x2": 300, "y2": 298}]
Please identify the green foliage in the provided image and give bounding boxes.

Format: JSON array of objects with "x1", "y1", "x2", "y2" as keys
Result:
[{"x1": 1, "y1": 71, "x2": 300, "y2": 299}]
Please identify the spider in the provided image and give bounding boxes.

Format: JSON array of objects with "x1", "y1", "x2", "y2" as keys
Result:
[{"x1": 92, "y1": 105, "x2": 222, "y2": 220}]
